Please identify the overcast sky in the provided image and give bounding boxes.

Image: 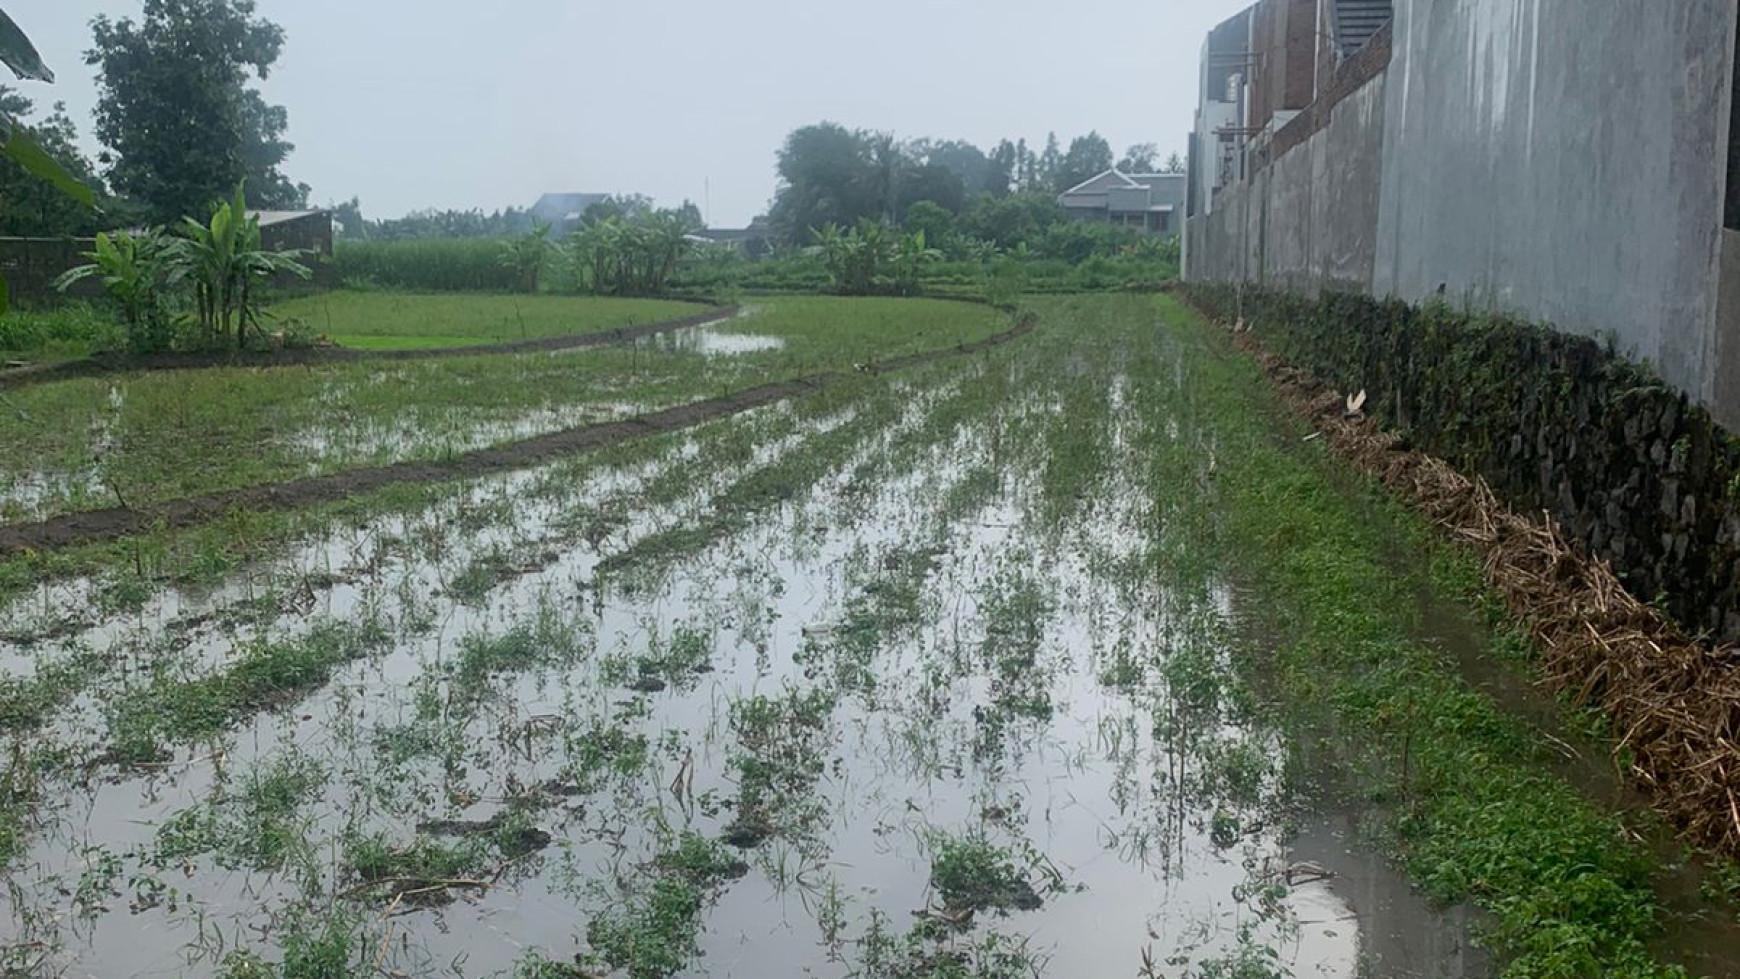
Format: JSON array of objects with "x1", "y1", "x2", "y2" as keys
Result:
[{"x1": 12, "y1": 0, "x2": 1249, "y2": 227}]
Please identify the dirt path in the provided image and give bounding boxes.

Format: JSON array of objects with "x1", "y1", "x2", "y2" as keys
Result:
[
  {"x1": 0, "y1": 313, "x2": 1036, "y2": 559},
  {"x1": 0, "y1": 306, "x2": 739, "y2": 392}
]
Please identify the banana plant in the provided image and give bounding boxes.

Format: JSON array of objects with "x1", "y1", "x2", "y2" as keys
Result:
[
  {"x1": 568, "y1": 211, "x2": 695, "y2": 296},
  {"x1": 498, "y1": 223, "x2": 552, "y2": 293},
  {"x1": 53, "y1": 229, "x2": 182, "y2": 353},
  {"x1": 0, "y1": 5, "x2": 96, "y2": 313},
  {"x1": 173, "y1": 184, "x2": 311, "y2": 349},
  {"x1": 814, "y1": 221, "x2": 902, "y2": 295},
  {"x1": 891, "y1": 230, "x2": 942, "y2": 296}
]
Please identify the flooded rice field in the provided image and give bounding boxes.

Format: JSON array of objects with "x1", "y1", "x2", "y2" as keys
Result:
[{"x1": 0, "y1": 295, "x2": 1730, "y2": 978}]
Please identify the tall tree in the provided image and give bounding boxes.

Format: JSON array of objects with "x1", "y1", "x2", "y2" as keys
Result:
[
  {"x1": 86, "y1": 0, "x2": 307, "y2": 223},
  {"x1": 894, "y1": 161, "x2": 965, "y2": 218},
  {"x1": 0, "y1": 87, "x2": 103, "y2": 236},
  {"x1": 769, "y1": 122, "x2": 880, "y2": 241},
  {"x1": 1056, "y1": 132, "x2": 1114, "y2": 191},
  {"x1": 865, "y1": 131, "x2": 901, "y2": 223},
  {"x1": 1160, "y1": 152, "x2": 1187, "y2": 174},
  {"x1": 986, "y1": 140, "x2": 1017, "y2": 198},
  {"x1": 1116, "y1": 142, "x2": 1159, "y2": 174},
  {"x1": 916, "y1": 139, "x2": 991, "y2": 198},
  {"x1": 329, "y1": 196, "x2": 365, "y2": 239},
  {"x1": 1037, "y1": 133, "x2": 1063, "y2": 190}
]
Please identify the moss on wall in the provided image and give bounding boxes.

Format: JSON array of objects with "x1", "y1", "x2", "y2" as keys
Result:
[{"x1": 1186, "y1": 283, "x2": 1740, "y2": 642}]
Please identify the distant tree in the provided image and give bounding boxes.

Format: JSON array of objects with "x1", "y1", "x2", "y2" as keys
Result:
[
  {"x1": 1117, "y1": 142, "x2": 1159, "y2": 174},
  {"x1": 769, "y1": 122, "x2": 881, "y2": 242},
  {"x1": 1037, "y1": 133, "x2": 1063, "y2": 189},
  {"x1": 986, "y1": 140, "x2": 1017, "y2": 197},
  {"x1": 902, "y1": 200, "x2": 955, "y2": 248},
  {"x1": 672, "y1": 200, "x2": 704, "y2": 229},
  {"x1": 865, "y1": 131, "x2": 901, "y2": 222},
  {"x1": 895, "y1": 161, "x2": 965, "y2": 218},
  {"x1": 580, "y1": 198, "x2": 628, "y2": 226},
  {"x1": 610, "y1": 193, "x2": 656, "y2": 216},
  {"x1": 329, "y1": 196, "x2": 365, "y2": 239},
  {"x1": 1014, "y1": 138, "x2": 1040, "y2": 191},
  {"x1": 1056, "y1": 132, "x2": 1114, "y2": 191},
  {"x1": 1160, "y1": 152, "x2": 1187, "y2": 174},
  {"x1": 367, "y1": 208, "x2": 520, "y2": 239},
  {"x1": 959, "y1": 191, "x2": 1065, "y2": 250},
  {"x1": 87, "y1": 0, "x2": 307, "y2": 223},
  {"x1": 0, "y1": 87, "x2": 103, "y2": 236},
  {"x1": 917, "y1": 139, "x2": 991, "y2": 197}
]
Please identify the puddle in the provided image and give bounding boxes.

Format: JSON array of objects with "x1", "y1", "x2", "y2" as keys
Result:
[
  {"x1": 636, "y1": 326, "x2": 787, "y2": 357},
  {"x1": 631, "y1": 309, "x2": 786, "y2": 357}
]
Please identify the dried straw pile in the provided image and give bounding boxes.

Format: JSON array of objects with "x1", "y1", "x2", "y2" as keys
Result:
[{"x1": 1223, "y1": 323, "x2": 1740, "y2": 856}]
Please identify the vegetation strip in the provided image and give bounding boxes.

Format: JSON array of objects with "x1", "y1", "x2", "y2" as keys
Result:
[
  {"x1": 0, "y1": 305, "x2": 737, "y2": 391},
  {"x1": 1146, "y1": 297, "x2": 1703, "y2": 976},
  {"x1": 0, "y1": 314, "x2": 1035, "y2": 559},
  {"x1": 1201, "y1": 310, "x2": 1740, "y2": 859}
]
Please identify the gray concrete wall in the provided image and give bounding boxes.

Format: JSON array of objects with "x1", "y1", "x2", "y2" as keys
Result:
[
  {"x1": 1184, "y1": 70, "x2": 1386, "y2": 294},
  {"x1": 1187, "y1": 0, "x2": 1740, "y2": 425},
  {"x1": 1374, "y1": 0, "x2": 1737, "y2": 411}
]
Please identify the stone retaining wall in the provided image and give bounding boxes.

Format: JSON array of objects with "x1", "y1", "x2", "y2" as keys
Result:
[{"x1": 1187, "y1": 283, "x2": 1740, "y2": 644}]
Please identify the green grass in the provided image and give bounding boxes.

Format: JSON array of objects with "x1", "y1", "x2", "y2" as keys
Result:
[
  {"x1": 267, "y1": 291, "x2": 706, "y2": 347},
  {"x1": 585, "y1": 833, "x2": 748, "y2": 979},
  {"x1": 154, "y1": 753, "x2": 328, "y2": 871},
  {"x1": 107, "y1": 618, "x2": 390, "y2": 764},
  {"x1": 0, "y1": 295, "x2": 1009, "y2": 522},
  {"x1": 1099, "y1": 293, "x2": 1692, "y2": 978},
  {"x1": 0, "y1": 302, "x2": 123, "y2": 361}
]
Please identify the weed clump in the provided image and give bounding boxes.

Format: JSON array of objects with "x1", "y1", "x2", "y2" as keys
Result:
[
  {"x1": 345, "y1": 803, "x2": 552, "y2": 906},
  {"x1": 928, "y1": 835, "x2": 1055, "y2": 915},
  {"x1": 155, "y1": 753, "x2": 328, "y2": 871},
  {"x1": 107, "y1": 618, "x2": 390, "y2": 765},
  {"x1": 601, "y1": 625, "x2": 713, "y2": 693},
  {"x1": 854, "y1": 910, "x2": 1045, "y2": 979},
  {"x1": 584, "y1": 833, "x2": 747, "y2": 979},
  {"x1": 722, "y1": 686, "x2": 836, "y2": 847}
]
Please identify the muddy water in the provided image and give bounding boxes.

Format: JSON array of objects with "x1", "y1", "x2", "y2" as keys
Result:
[{"x1": 1, "y1": 330, "x2": 1477, "y2": 978}]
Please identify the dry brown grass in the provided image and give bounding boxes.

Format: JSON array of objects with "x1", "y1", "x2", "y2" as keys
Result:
[{"x1": 1222, "y1": 323, "x2": 1740, "y2": 856}]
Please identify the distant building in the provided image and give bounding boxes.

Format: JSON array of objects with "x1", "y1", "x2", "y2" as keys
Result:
[
  {"x1": 529, "y1": 193, "x2": 614, "y2": 235},
  {"x1": 249, "y1": 210, "x2": 333, "y2": 257},
  {"x1": 1057, "y1": 170, "x2": 1186, "y2": 237},
  {"x1": 688, "y1": 222, "x2": 772, "y2": 258}
]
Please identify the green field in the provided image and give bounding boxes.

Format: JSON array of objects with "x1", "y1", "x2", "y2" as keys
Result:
[
  {"x1": 0, "y1": 295, "x2": 1008, "y2": 521},
  {"x1": 266, "y1": 292, "x2": 709, "y2": 349}
]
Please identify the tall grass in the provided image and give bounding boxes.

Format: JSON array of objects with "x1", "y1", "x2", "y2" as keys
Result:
[
  {"x1": 0, "y1": 302, "x2": 124, "y2": 359},
  {"x1": 333, "y1": 239, "x2": 518, "y2": 292}
]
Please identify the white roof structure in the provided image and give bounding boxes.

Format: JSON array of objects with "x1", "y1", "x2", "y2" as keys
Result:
[{"x1": 248, "y1": 210, "x2": 326, "y2": 227}]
